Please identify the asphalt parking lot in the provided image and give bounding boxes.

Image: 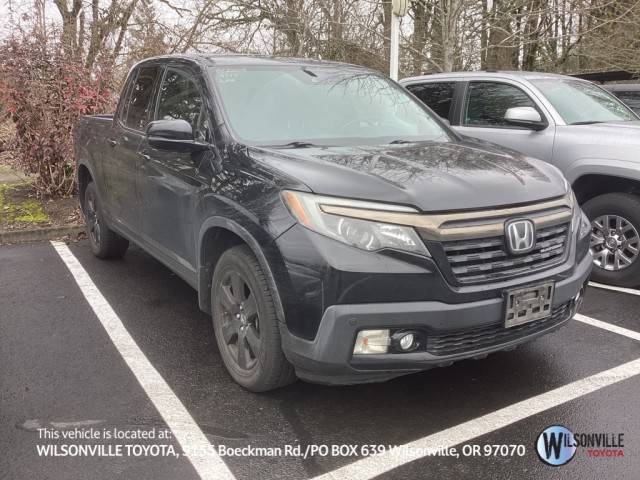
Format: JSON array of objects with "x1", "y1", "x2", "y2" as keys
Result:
[{"x1": 2, "y1": 240, "x2": 639, "y2": 479}]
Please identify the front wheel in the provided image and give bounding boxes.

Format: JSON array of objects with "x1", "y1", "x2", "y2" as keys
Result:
[
  {"x1": 582, "y1": 192, "x2": 640, "y2": 287},
  {"x1": 211, "y1": 245, "x2": 296, "y2": 392}
]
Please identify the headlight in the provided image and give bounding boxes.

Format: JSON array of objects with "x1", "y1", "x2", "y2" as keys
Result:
[
  {"x1": 281, "y1": 190, "x2": 430, "y2": 256},
  {"x1": 569, "y1": 189, "x2": 590, "y2": 238},
  {"x1": 578, "y1": 210, "x2": 591, "y2": 239}
]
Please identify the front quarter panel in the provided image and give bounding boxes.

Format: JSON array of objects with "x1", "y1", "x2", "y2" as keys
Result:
[
  {"x1": 552, "y1": 126, "x2": 640, "y2": 183},
  {"x1": 195, "y1": 147, "x2": 300, "y2": 317}
]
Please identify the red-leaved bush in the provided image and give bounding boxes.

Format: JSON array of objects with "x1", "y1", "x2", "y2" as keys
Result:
[{"x1": 0, "y1": 29, "x2": 113, "y2": 197}]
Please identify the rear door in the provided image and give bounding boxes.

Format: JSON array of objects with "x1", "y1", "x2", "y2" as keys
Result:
[
  {"x1": 405, "y1": 81, "x2": 458, "y2": 124},
  {"x1": 103, "y1": 64, "x2": 161, "y2": 234},
  {"x1": 138, "y1": 65, "x2": 215, "y2": 272},
  {"x1": 455, "y1": 80, "x2": 555, "y2": 162}
]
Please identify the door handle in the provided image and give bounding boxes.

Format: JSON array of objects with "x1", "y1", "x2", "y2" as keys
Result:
[{"x1": 107, "y1": 138, "x2": 117, "y2": 147}]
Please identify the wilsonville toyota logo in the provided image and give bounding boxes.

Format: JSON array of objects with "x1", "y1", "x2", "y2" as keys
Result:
[
  {"x1": 536, "y1": 425, "x2": 577, "y2": 466},
  {"x1": 536, "y1": 425, "x2": 626, "y2": 466}
]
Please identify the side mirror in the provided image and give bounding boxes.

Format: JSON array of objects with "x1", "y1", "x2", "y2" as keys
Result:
[
  {"x1": 146, "y1": 119, "x2": 208, "y2": 152},
  {"x1": 504, "y1": 107, "x2": 548, "y2": 131}
]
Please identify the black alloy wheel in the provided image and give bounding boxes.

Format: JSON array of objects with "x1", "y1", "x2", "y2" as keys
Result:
[
  {"x1": 211, "y1": 245, "x2": 296, "y2": 391},
  {"x1": 217, "y1": 269, "x2": 262, "y2": 371}
]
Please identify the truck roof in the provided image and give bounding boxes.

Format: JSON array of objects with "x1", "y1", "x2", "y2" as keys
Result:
[
  {"x1": 135, "y1": 53, "x2": 368, "y2": 70},
  {"x1": 400, "y1": 70, "x2": 581, "y2": 84},
  {"x1": 605, "y1": 84, "x2": 640, "y2": 92}
]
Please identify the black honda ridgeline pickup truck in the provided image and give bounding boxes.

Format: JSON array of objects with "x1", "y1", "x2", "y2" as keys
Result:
[{"x1": 75, "y1": 55, "x2": 592, "y2": 391}]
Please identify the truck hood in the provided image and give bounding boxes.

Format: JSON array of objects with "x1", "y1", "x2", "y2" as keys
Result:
[{"x1": 251, "y1": 139, "x2": 567, "y2": 212}]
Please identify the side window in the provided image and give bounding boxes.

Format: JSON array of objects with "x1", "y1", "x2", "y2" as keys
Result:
[
  {"x1": 615, "y1": 91, "x2": 640, "y2": 113},
  {"x1": 465, "y1": 82, "x2": 539, "y2": 127},
  {"x1": 156, "y1": 69, "x2": 209, "y2": 141},
  {"x1": 407, "y1": 82, "x2": 455, "y2": 120},
  {"x1": 125, "y1": 66, "x2": 161, "y2": 131},
  {"x1": 117, "y1": 76, "x2": 135, "y2": 125}
]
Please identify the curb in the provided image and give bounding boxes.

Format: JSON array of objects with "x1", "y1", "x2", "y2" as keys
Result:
[{"x1": 0, "y1": 224, "x2": 86, "y2": 245}]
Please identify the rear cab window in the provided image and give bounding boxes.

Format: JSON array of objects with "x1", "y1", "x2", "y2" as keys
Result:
[{"x1": 406, "y1": 82, "x2": 456, "y2": 121}]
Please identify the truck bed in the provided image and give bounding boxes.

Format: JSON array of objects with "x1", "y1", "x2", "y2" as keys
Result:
[{"x1": 75, "y1": 114, "x2": 115, "y2": 167}]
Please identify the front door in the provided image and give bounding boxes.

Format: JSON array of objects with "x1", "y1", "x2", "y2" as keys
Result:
[
  {"x1": 138, "y1": 66, "x2": 214, "y2": 271},
  {"x1": 455, "y1": 81, "x2": 556, "y2": 162}
]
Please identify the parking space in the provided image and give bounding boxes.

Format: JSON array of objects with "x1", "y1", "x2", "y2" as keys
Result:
[
  {"x1": 2, "y1": 240, "x2": 639, "y2": 479},
  {"x1": 378, "y1": 378, "x2": 640, "y2": 480},
  {"x1": 581, "y1": 284, "x2": 640, "y2": 334},
  {"x1": 0, "y1": 242, "x2": 201, "y2": 480}
]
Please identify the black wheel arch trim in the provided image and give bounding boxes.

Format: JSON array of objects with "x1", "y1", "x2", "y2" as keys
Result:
[
  {"x1": 77, "y1": 161, "x2": 97, "y2": 195},
  {"x1": 197, "y1": 216, "x2": 287, "y2": 324},
  {"x1": 77, "y1": 161, "x2": 105, "y2": 212},
  {"x1": 77, "y1": 160, "x2": 121, "y2": 230}
]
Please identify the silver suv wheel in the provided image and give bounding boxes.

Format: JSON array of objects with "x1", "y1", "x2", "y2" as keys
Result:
[{"x1": 591, "y1": 214, "x2": 640, "y2": 271}]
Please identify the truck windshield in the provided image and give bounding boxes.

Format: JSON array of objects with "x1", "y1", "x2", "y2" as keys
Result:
[
  {"x1": 209, "y1": 66, "x2": 451, "y2": 146},
  {"x1": 532, "y1": 79, "x2": 638, "y2": 125}
]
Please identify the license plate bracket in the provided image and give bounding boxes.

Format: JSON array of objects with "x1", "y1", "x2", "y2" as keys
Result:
[{"x1": 504, "y1": 282, "x2": 554, "y2": 328}]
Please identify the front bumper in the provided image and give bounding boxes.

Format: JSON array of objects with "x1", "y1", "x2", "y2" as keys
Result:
[{"x1": 280, "y1": 251, "x2": 592, "y2": 385}]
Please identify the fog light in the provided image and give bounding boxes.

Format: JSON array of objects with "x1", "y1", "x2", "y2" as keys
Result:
[
  {"x1": 391, "y1": 330, "x2": 420, "y2": 352},
  {"x1": 399, "y1": 333, "x2": 415, "y2": 351},
  {"x1": 353, "y1": 329, "x2": 389, "y2": 355}
]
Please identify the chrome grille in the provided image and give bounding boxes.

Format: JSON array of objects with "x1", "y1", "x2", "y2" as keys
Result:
[
  {"x1": 426, "y1": 301, "x2": 571, "y2": 356},
  {"x1": 442, "y1": 223, "x2": 570, "y2": 284}
]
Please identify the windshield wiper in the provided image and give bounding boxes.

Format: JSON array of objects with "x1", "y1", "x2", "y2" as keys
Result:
[
  {"x1": 389, "y1": 139, "x2": 415, "y2": 144},
  {"x1": 569, "y1": 120, "x2": 605, "y2": 125},
  {"x1": 269, "y1": 141, "x2": 319, "y2": 149}
]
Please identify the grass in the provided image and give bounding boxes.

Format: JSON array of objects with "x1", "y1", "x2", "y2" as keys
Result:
[{"x1": 0, "y1": 183, "x2": 50, "y2": 226}]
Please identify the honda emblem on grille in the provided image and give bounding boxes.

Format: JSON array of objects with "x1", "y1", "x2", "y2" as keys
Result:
[{"x1": 505, "y1": 219, "x2": 536, "y2": 254}]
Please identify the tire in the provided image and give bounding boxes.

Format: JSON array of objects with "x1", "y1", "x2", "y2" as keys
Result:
[
  {"x1": 83, "y1": 182, "x2": 129, "y2": 259},
  {"x1": 211, "y1": 245, "x2": 296, "y2": 392},
  {"x1": 582, "y1": 192, "x2": 640, "y2": 287}
]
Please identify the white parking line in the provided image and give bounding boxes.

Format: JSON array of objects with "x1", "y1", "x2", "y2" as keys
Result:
[
  {"x1": 51, "y1": 241, "x2": 235, "y2": 480},
  {"x1": 312, "y1": 357, "x2": 640, "y2": 480},
  {"x1": 589, "y1": 281, "x2": 640, "y2": 297},
  {"x1": 575, "y1": 313, "x2": 640, "y2": 341},
  {"x1": 313, "y1": 315, "x2": 640, "y2": 480}
]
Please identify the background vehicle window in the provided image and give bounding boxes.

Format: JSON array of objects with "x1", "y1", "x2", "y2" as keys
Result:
[
  {"x1": 156, "y1": 70, "x2": 209, "y2": 141},
  {"x1": 126, "y1": 66, "x2": 160, "y2": 131},
  {"x1": 613, "y1": 91, "x2": 640, "y2": 114},
  {"x1": 465, "y1": 82, "x2": 538, "y2": 127},
  {"x1": 406, "y1": 82, "x2": 455, "y2": 120}
]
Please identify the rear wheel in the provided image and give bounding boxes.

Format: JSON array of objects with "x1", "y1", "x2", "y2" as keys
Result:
[
  {"x1": 211, "y1": 245, "x2": 296, "y2": 392},
  {"x1": 582, "y1": 192, "x2": 640, "y2": 287},
  {"x1": 83, "y1": 182, "x2": 129, "y2": 259}
]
